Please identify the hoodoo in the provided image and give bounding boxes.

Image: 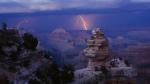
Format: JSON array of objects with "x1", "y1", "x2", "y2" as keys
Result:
[
  {"x1": 73, "y1": 28, "x2": 137, "y2": 84},
  {"x1": 84, "y1": 28, "x2": 109, "y2": 69}
]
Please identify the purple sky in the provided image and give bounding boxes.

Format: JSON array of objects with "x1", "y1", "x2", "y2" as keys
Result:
[
  {"x1": 0, "y1": 0, "x2": 150, "y2": 34},
  {"x1": 0, "y1": 0, "x2": 150, "y2": 13}
]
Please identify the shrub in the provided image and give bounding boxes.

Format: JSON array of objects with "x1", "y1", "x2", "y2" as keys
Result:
[{"x1": 23, "y1": 33, "x2": 38, "y2": 50}]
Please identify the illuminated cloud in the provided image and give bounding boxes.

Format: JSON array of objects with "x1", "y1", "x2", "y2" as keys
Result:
[
  {"x1": 131, "y1": 0, "x2": 150, "y2": 2},
  {"x1": 0, "y1": 0, "x2": 149, "y2": 13}
]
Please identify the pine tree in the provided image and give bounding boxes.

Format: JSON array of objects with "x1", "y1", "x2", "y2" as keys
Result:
[
  {"x1": 23, "y1": 33, "x2": 38, "y2": 50},
  {"x1": 1, "y1": 22, "x2": 7, "y2": 30}
]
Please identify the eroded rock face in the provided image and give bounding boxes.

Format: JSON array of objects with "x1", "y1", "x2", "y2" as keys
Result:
[
  {"x1": 84, "y1": 28, "x2": 109, "y2": 68},
  {"x1": 74, "y1": 28, "x2": 137, "y2": 84}
]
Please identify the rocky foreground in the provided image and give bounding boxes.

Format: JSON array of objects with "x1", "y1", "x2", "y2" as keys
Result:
[{"x1": 0, "y1": 25, "x2": 74, "y2": 84}]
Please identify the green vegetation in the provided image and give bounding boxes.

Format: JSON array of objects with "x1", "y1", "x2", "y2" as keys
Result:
[
  {"x1": 35, "y1": 63, "x2": 74, "y2": 84},
  {"x1": 23, "y1": 33, "x2": 38, "y2": 50},
  {"x1": 0, "y1": 23, "x2": 74, "y2": 84},
  {"x1": 28, "y1": 79, "x2": 42, "y2": 84},
  {"x1": 1, "y1": 22, "x2": 7, "y2": 30},
  {"x1": 60, "y1": 64, "x2": 74, "y2": 84}
]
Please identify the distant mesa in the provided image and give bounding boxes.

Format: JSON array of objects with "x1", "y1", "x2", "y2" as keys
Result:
[{"x1": 51, "y1": 28, "x2": 68, "y2": 34}]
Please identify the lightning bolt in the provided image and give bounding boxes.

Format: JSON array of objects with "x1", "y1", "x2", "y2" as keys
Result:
[{"x1": 79, "y1": 15, "x2": 88, "y2": 30}]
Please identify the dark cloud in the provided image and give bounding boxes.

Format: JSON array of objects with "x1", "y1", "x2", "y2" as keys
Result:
[{"x1": 0, "y1": 0, "x2": 150, "y2": 13}]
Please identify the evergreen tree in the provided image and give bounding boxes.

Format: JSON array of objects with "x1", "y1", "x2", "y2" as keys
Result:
[
  {"x1": 49, "y1": 63, "x2": 61, "y2": 84},
  {"x1": 60, "y1": 64, "x2": 74, "y2": 84},
  {"x1": 124, "y1": 60, "x2": 130, "y2": 66},
  {"x1": 28, "y1": 79, "x2": 41, "y2": 84},
  {"x1": 23, "y1": 33, "x2": 38, "y2": 50},
  {"x1": 1, "y1": 22, "x2": 7, "y2": 30}
]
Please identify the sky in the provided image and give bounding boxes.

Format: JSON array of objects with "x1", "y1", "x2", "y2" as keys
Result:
[
  {"x1": 0, "y1": 0, "x2": 150, "y2": 13},
  {"x1": 0, "y1": 0, "x2": 150, "y2": 35}
]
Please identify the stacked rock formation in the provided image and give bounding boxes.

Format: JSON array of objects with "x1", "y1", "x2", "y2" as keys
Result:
[
  {"x1": 84, "y1": 28, "x2": 109, "y2": 69},
  {"x1": 74, "y1": 28, "x2": 137, "y2": 84}
]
